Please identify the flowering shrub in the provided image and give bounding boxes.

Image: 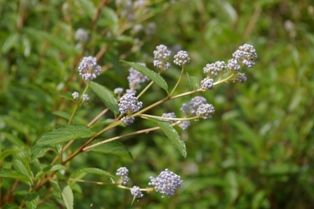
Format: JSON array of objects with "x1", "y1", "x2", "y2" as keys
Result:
[{"x1": 0, "y1": 39, "x2": 257, "y2": 207}]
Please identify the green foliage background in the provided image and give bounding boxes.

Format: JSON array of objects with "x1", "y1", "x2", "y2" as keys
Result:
[{"x1": 1, "y1": 0, "x2": 314, "y2": 208}]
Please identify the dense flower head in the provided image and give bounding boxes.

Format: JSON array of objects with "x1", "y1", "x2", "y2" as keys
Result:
[
  {"x1": 121, "y1": 116, "x2": 135, "y2": 126},
  {"x1": 189, "y1": 96, "x2": 207, "y2": 115},
  {"x1": 131, "y1": 186, "x2": 144, "y2": 199},
  {"x1": 148, "y1": 169, "x2": 183, "y2": 198},
  {"x1": 116, "y1": 167, "x2": 129, "y2": 185},
  {"x1": 153, "y1": 44, "x2": 171, "y2": 59},
  {"x1": 203, "y1": 61, "x2": 227, "y2": 77},
  {"x1": 174, "y1": 50, "x2": 190, "y2": 66},
  {"x1": 78, "y1": 56, "x2": 102, "y2": 81},
  {"x1": 82, "y1": 94, "x2": 89, "y2": 102},
  {"x1": 180, "y1": 103, "x2": 190, "y2": 116},
  {"x1": 200, "y1": 78, "x2": 214, "y2": 90},
  {"x1": 180, "y1": 96, "x2": 215, "y2": 119},
  {"x1": 234, "y1": 73, "x2": 247, "y2": 83},
  {"x1": 118, "y1": 93, "x2": 143, "y2": 115},
  {"x1": 162, "y1": 112, "x2": 177, "y2": 124},
  {"x1": 153, "y1": 44, "x2": 171, "y2": 71},
  {"x1": 72, "y1": 91, "x2": 79, "y2": 100},
  {"x1": 227, "y1": 58, "x2": 241, "y2": 71},
  {"x1": 196, "y1": 103, "x2": 215, "y2": 119},
  {"x1": 116, "y1": 167, "x2": 129, "y2": 176},
  {"x1": 127, "y1": 63, "x2": 150, "y2": 90},
  {"x1": 153, "y1": 60, "x2": 171, "y2": 71},
  {"x1": 232, "y1": 44, "x2": 257, "y2": 68}
]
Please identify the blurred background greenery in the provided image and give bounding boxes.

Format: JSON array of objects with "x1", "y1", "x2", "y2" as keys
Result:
[{"x1": 1, "y1": 0, "x2": 314, "y2": 208}]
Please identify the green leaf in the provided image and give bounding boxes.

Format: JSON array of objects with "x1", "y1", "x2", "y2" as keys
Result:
[
  {"x1": 58, "y1": 181, "x2": 74, "y2": 209},
  {"x1": 0, "y1": 148, "x2": 21, "y2": 161},
  {"x1": 2, "y1": 203, "x2": 20, "y2": 209},
  {"x1": 2, "y1": 33, "x2": 19, "y2": 53},
  {"x1": 0, "y1": 168, "x2": 30, "y2": 183},
  {"x1": 90, "y1": 140, "x2": 133, "y2": 161},
  {"x1": 12, "y1": 153, "x2": 33, "y2": 183},
  {"x1": 24, "y1": 192, "x2": 39, "y2": 209},
  {"x1": 35, "y1": 125, "x2": 95, "y2": 146},
  {"x1": 99, "y1": 7, "x2": 119, "y2": 33},
  {"x1": 31, "y1": 144, "x2": 62, "y2": 160},
  {"x1": 120, "y1": 61, "x2": 169, "y2": 93},
  {"x1": 148, "y1": 118, "x2": 187, "y2": 158},
  {"x1": 231, "y1": 120, "x2": 260, "y2": 151},
  {"x1": 77, "y1": 0, "x2": 96, "y2": 19},
  {"x1": 89, "y1": 81, "x2": 119, "y2": 115},
  {"x1": 77, "y1": 168, "x2": 115, "y2": 179}
]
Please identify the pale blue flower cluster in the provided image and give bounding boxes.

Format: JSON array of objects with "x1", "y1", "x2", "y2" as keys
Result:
[
  {"x1": 78, "y1": 56, "x2": 101, "y2": 81},
  {"x1": 153, "y1": 44, "x2": 171, "y2": 71},
  {"x1": 116, "y1": 167, "x2": 129, "y2": 185},
  {"x1": 181, "y1": 96, "x2": 215, "y2": 119},
  {"x1": 148, "y1": 169, "x2": 183, "y2": 198},
  {"x1": 174, "y1": 50, "x2": 190, "y2": 66},
  {"x1": 131, "y1": 186, "x2": 144, "y2": 199},
  {"x1": 127, "y1": 63, "x2": 150, "y2": 90}
]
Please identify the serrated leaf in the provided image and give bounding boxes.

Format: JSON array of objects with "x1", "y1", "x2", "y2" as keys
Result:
[
  {"x1": 78, "y1": 168, "x2": 115, "y2": 179},
  {"x1": 58, "y1": 181, "x2": 74, "y2": 209},
  {"x1": 89, "y1": 81, "x2": 119, "y2": 114},
  {"x1": 24, "y1": 192, "x2": 39, "y2": 209},
  {"x1": 35, "y1": 125, "x2": 95, "y2": 146},
  {"x1": 120, "y1": 61, "x2": 169, "y2": 93},
  {"x1": 0, "y1": 168, "x2": 30, "y2": 183},
  {"x1": 90, "y1": 140, "x2": 133, "y2": 161},
  {"x1": 148, "y1": 118, "x2": 187, "y2": 157}
]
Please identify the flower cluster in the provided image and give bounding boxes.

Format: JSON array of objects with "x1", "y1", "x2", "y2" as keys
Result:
[
  {"x1": 153, "y1": 44, "x2": 171, "y2": 71},
  {"x1": 148, "y1": 169, "x2": 183, "y2": 198},
  {"x1": 201, "y1": 44, "x2": 257, "y2": 86},
  {"x1": 72, "y1": 92, "x2": 89, "y2": 102},
  {"x1": 118, "y1": 93, "x2": 142, "y2": 115},
  {"x1": 78, "y1": 56, "x2": 102, "y2": 81},
  {"x1": 116, "y1": 167, "x2": 129, "y2": 185},
  {"x1": 82, "y1": 94, "x2": 89, "y2": 102},
  {"x1": 232, "y1": 43, "x2": 257, "y2": 68},
  {"x1": 181, "y1": 96, "x2": 215, "y2": 119},
  {"x1": 131, "y1": 186, "x2": 144, "y2": 199},
  {"x1": 118, "y1": 93, "x2": 143, "y2": 125},
  {"x1": 72, "y1": 91, "x2": 79, "y2": 100},
  {"x1": 174, "y1": 50, "x2": 190, "y2": 66},
  {"x1": 75, "y1": 28, "x2": 88, "y2": 42},
  {"x1": 203, "y1": 61, "x2": 226, "y2": 77},
  {"x1": 127, "y1": 63, "x2": 150, "y2": 90},
  {"x1": 196, "y1": 103, "x2": 215, "y2": 119},
  {"x1": 114, "y1": 87, "x2": 124, "y2": 96},
  {"x1": 200, "y1": 78, "x2": 214, "y2": 90}
]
